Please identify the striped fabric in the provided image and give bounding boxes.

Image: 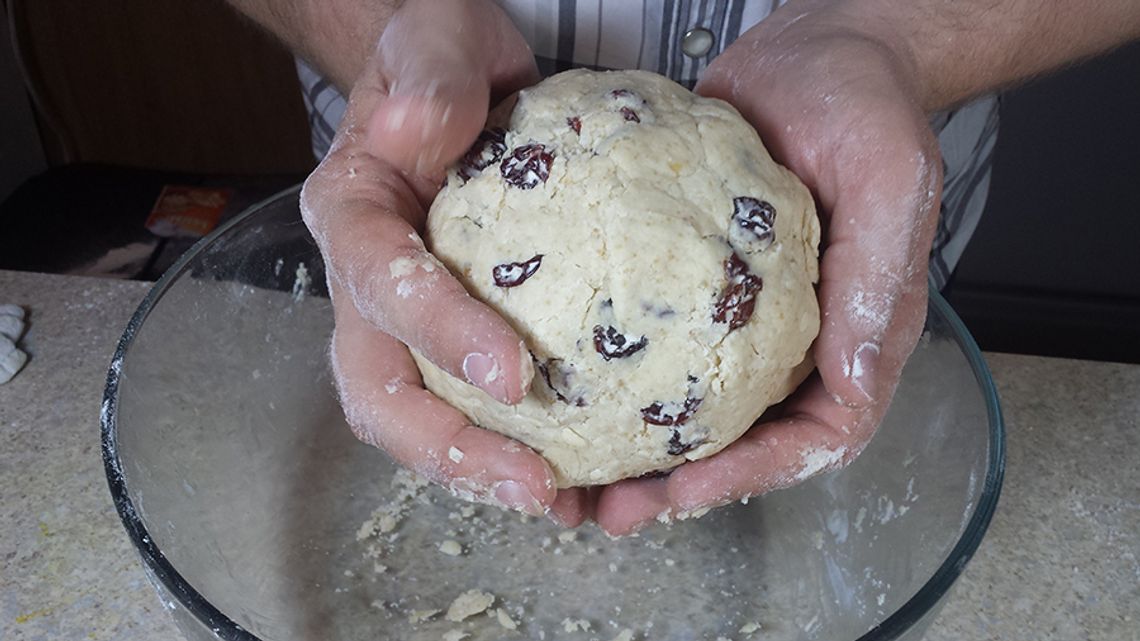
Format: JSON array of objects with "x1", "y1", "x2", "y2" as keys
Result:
[{"x1": 296, "y1": 0, "x2": 998, "y2": 289}]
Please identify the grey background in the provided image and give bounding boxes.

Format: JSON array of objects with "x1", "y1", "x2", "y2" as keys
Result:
[
  {"x1": 945, "y1": 41, "x2": 1140, "y2": 363},
  {"x1": 0, "y1": 7, "x2": 46, "y2": 203}
]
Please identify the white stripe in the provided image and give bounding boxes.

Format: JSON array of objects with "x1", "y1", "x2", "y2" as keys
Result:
[
  {"x1": 664, "y1": 0, "x2": 682, "y2": 77},
  {"x1": 739, "y1": 0, "x2": 771, "y2": 33},
  {"x1": 718, "y1": 0, "x2": 735, "y2": 52},
  {"x1": 534, "y1": 1, "x2": 559, "y2": 60},
  {"x1": 574, "y1": 0, "x2": 601, "y2": 66},
  {"x1": 597, "y1": 1, "x2": 646, "y2": 69}
]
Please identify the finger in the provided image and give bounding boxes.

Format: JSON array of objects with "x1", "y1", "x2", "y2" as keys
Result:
[
  {"x1": 547, "y1": 488, "x2": 592, "y2": 528},
  {"x1": 595, "y1": 374, "x2": 876, "y2": 536},
  {"x1": 811, "y1": 114, "x2": 942, "y2": 408},
  {"x1": 700, "y1": 59, "x2": 942, "y2": 409},
  {"x1": 329, "y1": 281, "x2": 556, "y2": 515},
  {"x1": 366, "y1": 0, "x2": 539, "y2": 175},
  {"x1": 594, "y1": 477, "x2": 671, "y2": 537},
  {"x1": 301, "y1": 137, "x2": 534, "y2": 405}
]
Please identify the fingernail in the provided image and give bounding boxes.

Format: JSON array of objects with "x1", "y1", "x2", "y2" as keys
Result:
[
  {"x1": 463, "y1": 353, "x2": 510, "y2": 403},
  {"x1": 494, "y1": 480, "x2": 544, "y2": 517},
  {"x1": 546, "y1": 509, "x2": 568, "y2": 528}
]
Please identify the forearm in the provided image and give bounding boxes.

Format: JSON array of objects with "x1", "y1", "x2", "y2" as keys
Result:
[
  {"x1": 801, "y1": 0, "x2": 1140, "y2": 111},
  {"x1": 226, "y1": 0, "x2": 401, "y2": 92}
]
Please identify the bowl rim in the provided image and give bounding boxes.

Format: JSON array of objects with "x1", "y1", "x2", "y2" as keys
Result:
[{"x1": 101, "y1": 185, "x2": 1005, "y2": 641}]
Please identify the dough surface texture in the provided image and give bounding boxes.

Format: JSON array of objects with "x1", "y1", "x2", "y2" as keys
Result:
[{"x1": 414, "y1": 69, "x2": 820, "y2": 487}]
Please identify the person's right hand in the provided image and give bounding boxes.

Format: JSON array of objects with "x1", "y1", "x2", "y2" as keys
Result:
[{"x1": 300, "y1": 0, "x2": 590, "y2": 525}]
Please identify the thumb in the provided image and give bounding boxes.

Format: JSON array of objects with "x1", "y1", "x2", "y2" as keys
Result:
[{"x1": 364, "y1": 0, "x2": 538, "y2": 176}]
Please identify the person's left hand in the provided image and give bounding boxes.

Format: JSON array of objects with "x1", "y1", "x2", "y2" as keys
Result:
[
  {"x1": 585, "y1": 4, "x2": 944, "y2": 535},
  {"x1": 299, "y1": 0, "x2": 594, "y2": 526}
]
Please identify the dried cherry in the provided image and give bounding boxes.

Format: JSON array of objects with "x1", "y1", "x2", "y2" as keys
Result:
[
  {"x1": 500, "y1": 143, "x2": 554, "y2": 189},
  {"x1": 667, "y1": 431, "x2": 703, "y2": 456},
  {"x1": 492, "y1": 254, "x2": 543, "y2": 287},
  {"x1": 732, "y1": 196, "x2": 776, "y2": 246},
  {"x1": 713, "y1": 253, "x2": 763, "y2": 331},
  {"x1": 533, "y1": 356, "x2": 587, "y2": 406},
  {"x1": 640, "y1": 396, "x2": 703, "y2": 426},
  {"x1": 458, "y1": 128, "x2": 507, "y2": 182},
  {"x1": 593, "y1": 325, "x2": 648, "y2": 361}
]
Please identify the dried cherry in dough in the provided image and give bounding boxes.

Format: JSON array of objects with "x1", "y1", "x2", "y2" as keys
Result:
[
  {"x1": 593, "y1": 325, "x2": 648, "y2": 361},
  {"x1": 640, "y1": 396, "x2": 703, "y2": 426},
  {"x1": 500, "y1": 143, "x2": 554, "y2": 189},
  {"x1": 534, "y1": 357, "x2": 587, "y2": 407},
  {"x1": 667, "y1": 430, "x2": 704, "y2": 456},
  {"x1": 492, "y1": 255, "x2": 543, "y2": 288},
  {"x1": 458, "y1": 128, "x2": 507, "y2": 182},
  {"x1": 713, "y1": 253, "x2": 764, "y2": 331},
  {"x1": 732, "y1": 196, "x2": 777, "y2": 247}
]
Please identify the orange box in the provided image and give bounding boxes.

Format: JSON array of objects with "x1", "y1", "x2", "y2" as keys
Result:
[{"x1": 145, "y1": 185, "x2": 232, "y2": 238}]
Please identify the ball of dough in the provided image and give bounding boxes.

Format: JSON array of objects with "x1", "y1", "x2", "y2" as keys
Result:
[{"x1": 413, "y1": 69, "x2": 820, "y2": 488}]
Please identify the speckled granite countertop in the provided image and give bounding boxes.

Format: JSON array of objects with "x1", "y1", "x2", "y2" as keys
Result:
[{"x1": 1, "y1": 269, "x2": 1136, "y2": 641}]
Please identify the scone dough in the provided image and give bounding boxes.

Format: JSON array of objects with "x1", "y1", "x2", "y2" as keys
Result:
[{"x1": 414, "y1": 69, "x2": 820, "y2": 488}]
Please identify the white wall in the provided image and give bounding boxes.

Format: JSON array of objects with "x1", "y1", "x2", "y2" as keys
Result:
[{"x1": 0, "y1": 5, "x2": 47, "y2": 202}]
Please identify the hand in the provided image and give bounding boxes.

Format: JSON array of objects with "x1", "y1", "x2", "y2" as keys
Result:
[
  {"x1": 591, "y1": 6, "x2": 943, "y2": 535},
  {"x1": 300, "y1": 0, "x2": 589, "y2": 522}
]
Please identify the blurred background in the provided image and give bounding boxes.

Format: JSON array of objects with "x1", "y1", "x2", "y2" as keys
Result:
[
  {"x1": 1, "y1": 0, "x2": 1137, "y2": 363},
  {"x1": 0, "y1": 0, "x2": 315, "y2": 280}
]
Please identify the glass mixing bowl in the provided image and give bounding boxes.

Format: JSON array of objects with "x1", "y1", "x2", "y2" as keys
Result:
[{"x1": 102, "y1": 187, "x2": 1004, "y2": 641}]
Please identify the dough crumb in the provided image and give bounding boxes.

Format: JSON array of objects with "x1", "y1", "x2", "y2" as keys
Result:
[
  {"x1": 561, "y1": 617, "x2": 592, "y2": 633},
  {"x1": 675, "y1": 506, "x2": 712, "y2": 521},
  {"x1": 611, "y1": 629, "x2": 636, "y2": 641},
  {"x1": 384, "y1": 378, "x2": 401, "y2": 394},
  {"x1": 408, "y1": 609, "x2": 440, "y2": 624},
  {"x1": 356, "y1": 508, "x2": 399, "y2": 540},
  {"x1": 291, "y1": 262, "x2": 310, "y2": 302},
  {"x1": 372, "y1": 562, "x2": 388, "y2": 574},
  {"x1": 448, "y1": 446, "x2": 465, "y2": 463},
  {"x1": 446, "y1": 589, "x2": 495, "y2": 622},
  {"x1": 438, "y1": 540, "x2": 463, "y2": 556},
  {"x1": 495, "y1": 607, "x2": 518, "y2": 630},
  {"x1": 557, "y1": 530, "x2": 578, "y2": 544},
  {"x1": 441, "y1": 630, "x2": 469, "y2": 641},
  {"x1": 739, "y1": 621, "x2": 762, "y2": 635}
]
